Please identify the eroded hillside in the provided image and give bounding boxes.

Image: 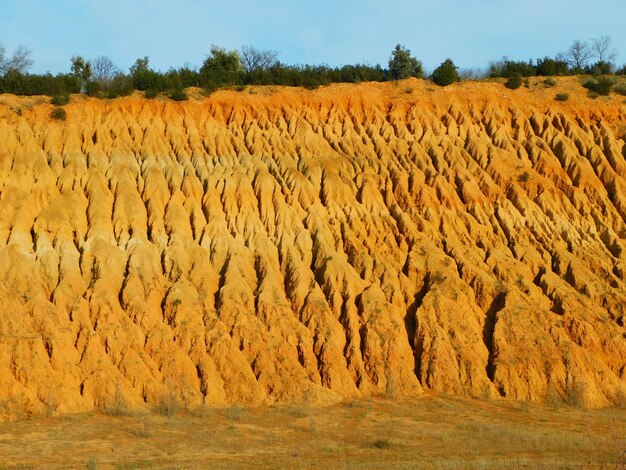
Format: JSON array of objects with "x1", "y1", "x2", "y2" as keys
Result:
[{"x1": 0, "y1": 78, "x2": 625, "y2": 418}]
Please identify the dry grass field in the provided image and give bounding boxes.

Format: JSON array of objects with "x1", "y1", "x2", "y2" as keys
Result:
[{"x1": 0, "y1": 394, "x2": 624, "y2": 469}]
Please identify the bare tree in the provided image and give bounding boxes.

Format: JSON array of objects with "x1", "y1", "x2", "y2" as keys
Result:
[
  {"x1": 0, "y1": 43, "x2": 33, "y2": 75},
  {"x1": 558, "y1": 40, "x2": 594, "y2": 71},
  {"x1": 92, "y1": 55, "x2": 119, "y2": 85},
  {"x1": 591, "y1": 35, "x2": 617, "y2": 63},
  {"x1": 459, "y1": 67, "x2": 487, "y2": 80},
  {"x1": 240, "y1": 45, "x2": 279, "y2": 73}
]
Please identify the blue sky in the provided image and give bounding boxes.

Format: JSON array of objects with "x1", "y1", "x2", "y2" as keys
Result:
[{"x1": 1, "y1": 0, "x2": 624, "y2": 74}]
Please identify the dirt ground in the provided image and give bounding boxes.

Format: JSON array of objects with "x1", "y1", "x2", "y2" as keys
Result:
[{"x1": 0, "y1": 394, "x2": 624, "y2": 469}]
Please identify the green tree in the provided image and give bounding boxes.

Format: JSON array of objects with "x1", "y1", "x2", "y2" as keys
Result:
[
  {"x1": 71, "y1": 56, "x2": 92, "y2": 92},
  {"x1": 388, "y1": 44, "x2": 423, "y2": 80},
  {"x1": 535, "y1": 57, "x2": 568, "y2": 76},
  {"x1": 177, "y1": 65, "x2": 200, "y2": 87},
  {"x1": 129, "y1": 56, "x2": 168, "y2": 91},
  {"x1": 431, "y1": 59, "x2": 460, "y2": 86},
  {"x1": 589, "y1": 61, "x2": 614, "y2": 75},
  {"x1": 199, "y1": 45, "x2": 244, "y2": 89},
  {"x1": 129, "y1": 56, "x2": 150, "y2": 77},
  {"x1": 488, "y1": 57, "x2": 537, "y2": 78}
]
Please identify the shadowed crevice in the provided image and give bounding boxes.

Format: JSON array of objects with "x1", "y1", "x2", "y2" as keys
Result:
[
  {"x1": 404, "y1": 274, "x2": 432, "y2": 384},
  {"x1": 483, "y1": 292, "x2": 506, "y2": 383}
]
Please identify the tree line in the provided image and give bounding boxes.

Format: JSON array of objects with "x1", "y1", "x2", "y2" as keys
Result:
[{"x1": 0, "y1": 37, "x2": 624, "y2": 99}]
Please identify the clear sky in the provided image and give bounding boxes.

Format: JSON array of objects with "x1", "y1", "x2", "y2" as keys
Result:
[{"x1": 1, "y1": 0, "x2": 624, "y2": 74}]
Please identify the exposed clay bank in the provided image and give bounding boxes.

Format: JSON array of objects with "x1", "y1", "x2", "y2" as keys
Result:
[{"x1": 0, "y1": 78, "x2": 625, "y2": 418}]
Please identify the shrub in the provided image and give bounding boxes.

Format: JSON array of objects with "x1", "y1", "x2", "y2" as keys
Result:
[
  {"x1": 546, "y1": 388, "x2": 562, "y2": 411},
  {"x1": 431, "y1": 271, "x2": 445, "y2": 284},
  {"x1": 287, "y1": 406, "x2": 309, "y2": 418},
  {"x1": 202, "y1": 82, "x2": 220, "y2": 95},
  {"x1": 144, "y1": 89, "x2": 159, "y2": 99},
  {"x1": 227, "y1": 405, "x2": 244, "y2": 421},
  {"x1": 613, "y1": 84, "x2": 626, "y2": 96},
  {"x1": 583, "y1": 77, "x2": 615, "y2": 96},
  {"x1": 555, "y1": 93, "x2": 569, "y2": 101},
  {"x1": 564, "y1": 381, "x2": 586, "y2": 407},
  {"x1": 371, "y1": 439, "x2": 391, "y2": 449},
  {"x1": 0, "y1": 70, "x2": 80, "y2": 96},
  {"x1": 505, "y1": 73, "x2": 523, "y2": 89},
  {"x1": 488, "y1": 59, "x2": 536, "y2": 78},
  {"x1": 106, "y1": 75, "x2": 133, "y2": 98},
  {"x1": 50, "y1": 107, "x2": 67, "y2": 121},
  {"x1": 169, "y1": 88, "x2": 188, "y2": 101},
  {"x1": 589, "y1": 60, "x2": 614, "y2": 76},
  {"x1": 51, "y1": 94, "x2": 70, "y2": 105},
  {"x1": 104, "y1": 386, "x2": 129, "y2": 416},
  {"x1": 431, "y1": 59, "x2": 460, "y2": 86},
  {"x1": 129, "y1": 419, "x2": 151, "y2": 439},
  {"x1": 535, "y1": 57, "x2": 569, "y2": 76},
  {"x1": 597, "y1": 78, "x2": 615, "y2": 95},
  {"x1": 543, "y1": 77, "x2": 557, "y2": 87},
  {"x1": 155, "y1": 392, "x2": 179, "y2": 417},
  {"x1": 335, "y1": 63, "x2": 385, "y2": 83},
  {"x1": 517, "y1": 172, "x2": 530, "y2": 182},
  {"x1": 129, "y1": 56, "x2": 168, "y2": 91},
  {"x1": 85, "y1": 81, "x2": 100, "y2": 97}
]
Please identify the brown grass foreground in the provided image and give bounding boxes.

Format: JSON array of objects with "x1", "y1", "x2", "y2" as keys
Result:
[{"x1": 0, "y1": 394, "x2": 624, "y2": 469}]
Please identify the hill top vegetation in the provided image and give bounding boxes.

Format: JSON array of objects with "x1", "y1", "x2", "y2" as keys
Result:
[{"x1": 0, "y1": 37, "x2": 624, "y2": 99}]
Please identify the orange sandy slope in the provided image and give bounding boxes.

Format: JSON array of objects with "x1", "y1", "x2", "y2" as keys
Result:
[{"x1": 0, "y1": 77, "x2": 624, "y2": 418}]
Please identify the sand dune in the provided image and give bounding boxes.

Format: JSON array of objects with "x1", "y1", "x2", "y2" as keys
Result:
[{"x1": 0, "y1": 78, "x2": 624, "y2": 418}]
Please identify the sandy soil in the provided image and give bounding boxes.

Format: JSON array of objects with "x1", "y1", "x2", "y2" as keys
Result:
[{"x1": 0, "y1": 78, "x2": 624, "y2": 418}]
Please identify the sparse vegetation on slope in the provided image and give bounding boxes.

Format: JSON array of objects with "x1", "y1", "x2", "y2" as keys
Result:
[
  {"x1": 49, "y1": 106, "x2": 66, "y2": 120},
  {"x1": 505, "y1": 73, "x2": 523, "y2": 89},
  {"x1": 583, "y1": 76, "x2": 615, "y2": 95}
]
